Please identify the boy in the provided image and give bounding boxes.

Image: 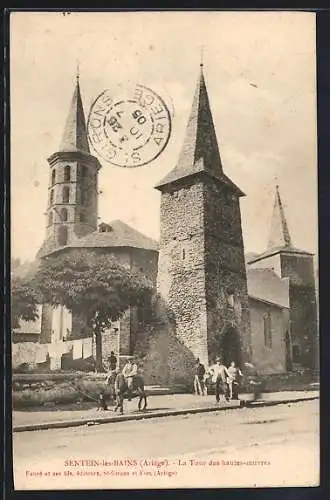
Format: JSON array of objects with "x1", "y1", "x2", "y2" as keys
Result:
[{"x1": 227, "y1": 361, "x2": 243, "y2": 400}]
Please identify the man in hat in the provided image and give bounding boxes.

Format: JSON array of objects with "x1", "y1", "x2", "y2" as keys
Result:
[
  {"x1": 213, "y1": 356, "x2": 230, "y2": 403},
  {"x1": 122, "y1": 357, "x2": 138, "y2": 401},
  {"x1": 194, "y1": 358, "x2": 206, "y2": 396},
  {"x1": 108, "y1": 351, "x2": 117, "y2": 372}
]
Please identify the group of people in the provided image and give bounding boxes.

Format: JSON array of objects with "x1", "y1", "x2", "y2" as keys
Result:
[
  {"x1": 106, "y1": 351, "x2": 244, "y2": 404},
  {"x1": 106, "y1": 351, "x2": 139, "y2": 401},
  {"x1": 194, "y1": 357, "x2": 243, "y2": 402}
]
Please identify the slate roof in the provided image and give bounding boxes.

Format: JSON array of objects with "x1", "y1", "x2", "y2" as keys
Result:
[
  {"x1": 59, "y1": 78, "x2": 90, "y2": 153},
  {"x1": 247, "y1": 185, "x2": 313, "y2": 266},
  {"x1": 155, "y1": 65, "x2": 244, "y2": 196},
  {"x1": 247, "y1": 244, "x2": 313, "y2": 265},
  {"x1": 247, "y1": 268, "x2": 290, "y2": 309},
  {"x1": 66, "y1": 220, "x2": 159, "y2": 251},
  {"x1": 267, "y1": 185, "x2": 292, "y2": 249}
]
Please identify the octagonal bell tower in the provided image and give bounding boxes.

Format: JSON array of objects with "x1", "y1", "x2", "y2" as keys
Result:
[{"x1": 38, "y1": 75, "x2": 101, "y2": 257}]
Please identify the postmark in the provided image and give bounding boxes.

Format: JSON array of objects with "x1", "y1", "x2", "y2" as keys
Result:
[{"x1": 87, "y1": 84, "x2": 172, "y2": 168}]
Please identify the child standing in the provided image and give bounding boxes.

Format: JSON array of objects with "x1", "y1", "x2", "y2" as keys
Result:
[{"x1": 227, "y1": 361, "x2": 243, "y2": 400}]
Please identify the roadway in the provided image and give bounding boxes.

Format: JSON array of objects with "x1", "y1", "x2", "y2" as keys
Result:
[{"x1": 13, "y1": 399, "x2": 319, "y2": 490}]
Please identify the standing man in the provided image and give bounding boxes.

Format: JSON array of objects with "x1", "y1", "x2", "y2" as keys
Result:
[
  {"x1": 194, "y1": 358, "x2": 206, "y2": 396},
  {"x1": 214, "y1": 356, "x2": 230, "y2": 403},
  {"x1": 226, "y1": 361, "x2": 243, "y2": 400},
  {"x1": 122, "y1": 357, "x2": 138, "y2": 401},
  {"x1": 106, "y1": 351, "x2": 119, "y2": 401},
  {"x1": 108, "y1": 351, "x2": 117, "y2": 372}
]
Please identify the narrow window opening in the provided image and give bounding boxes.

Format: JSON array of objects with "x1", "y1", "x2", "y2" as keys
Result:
[
  {"x1": 62, "y1": 186, "x2": 70, "y2": 203},
  {"x1": 64, "y1": 165, "x2": 71, "y2": 182},
  {"x1": 61, "y1": 208, "x2": 68, "y2": 222}
]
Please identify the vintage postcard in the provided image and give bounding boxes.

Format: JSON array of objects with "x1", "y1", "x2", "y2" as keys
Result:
[{"x1": 10, "y1": 10, "x2": 319, "y2": 489}]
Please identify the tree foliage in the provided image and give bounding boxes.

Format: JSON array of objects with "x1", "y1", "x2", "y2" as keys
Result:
[
  {"x1": 11, "y1": 277, "x2": 41, "y2": 329},
  {"x1": 32, "y1": 251, "x2": 153, "y2": 371}
]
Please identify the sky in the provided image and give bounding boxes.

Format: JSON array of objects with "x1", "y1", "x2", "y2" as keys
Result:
[{"x1": 10, "y1": 11, "x2": 317, "y2": 263}]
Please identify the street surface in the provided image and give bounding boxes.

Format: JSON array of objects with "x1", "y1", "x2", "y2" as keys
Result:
[{"x1": 13, "y1": 399, "x2": 319, "y2": 489}]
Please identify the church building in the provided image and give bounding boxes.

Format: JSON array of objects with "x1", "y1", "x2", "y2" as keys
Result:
[{"x1": 12, "y1": 65, "x2": 318, "y2": 382}]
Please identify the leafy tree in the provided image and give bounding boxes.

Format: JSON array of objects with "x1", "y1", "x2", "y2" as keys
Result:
[
  {"x1": 32, "y1": 251, "x2": 153, "y2": 372},
  {"x1": 11, "y1": 277, "x2": 41, "y2": 329}
]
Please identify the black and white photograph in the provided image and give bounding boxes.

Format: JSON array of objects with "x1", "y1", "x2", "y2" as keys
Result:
[{"x1": 10, "y1": 10, "x2": 319, "y2": 489}]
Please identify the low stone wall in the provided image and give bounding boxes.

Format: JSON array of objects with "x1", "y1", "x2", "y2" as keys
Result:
[
  {"x1": 260, "y1": 370, "x2": 319, "y2": 393},
  {"x1": 12, "y1": 372, "x2": 109, "y2": 410}
]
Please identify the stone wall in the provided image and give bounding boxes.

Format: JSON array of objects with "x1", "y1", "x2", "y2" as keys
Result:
[
  {"x1": 281, "y1": 253, "x2": 316, "y2": 287},
  {"x1": 157, "y1": 179, "x2": 209, "y2": 366},
  {"x1": 289, "y1": 285, "x2": 317, "y2": 368},
  {"x1": 130, "y1": 248, "x2": 159, "y2": 288},
  {"x1": 203, "y1": 179, "x2": 251, "y2": 364},
  {"x1": 157, "y1": 175, "x2": 251, "y2": 370},
  {"x1": 133, "y1": 304, "x2": 197, "y2": 388},
  {"x1": 247, "y1": 251, "x2": 318, "y2": 371},
  {"x1": 281, "y1": 253, "x2": 317, "y2": 369},
  {"x1": 249, "y1": 298, "x2": 288, "y2": 374}
]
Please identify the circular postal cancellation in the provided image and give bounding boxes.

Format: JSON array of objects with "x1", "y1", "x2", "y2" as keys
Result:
[{"x1": 87, "y1": 84, "x2": 172, "y2": 168}]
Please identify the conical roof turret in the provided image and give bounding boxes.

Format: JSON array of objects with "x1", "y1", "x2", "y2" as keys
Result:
[
  {"x1": 155, "y1": 64, "x2": 243, "y2": 195},
  {"x1": 267, "y1": 184, "x2": 292, "y2": 250},
  {"x1": 59, "y1": 76, "x2": 90, "y2": 153}
]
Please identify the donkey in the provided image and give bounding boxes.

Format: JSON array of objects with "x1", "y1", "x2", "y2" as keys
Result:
[{"x1": 110, "y1": 372, "x2": 147, "y2": 415}]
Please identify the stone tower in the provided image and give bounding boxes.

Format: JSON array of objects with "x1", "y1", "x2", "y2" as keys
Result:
[
  {"x1": 155, "y1": 64, "x2": 251, "y2": 368},
  {"x1": 37, "y1": 75, "x2": 101, "y2": 257},
  {"x1": 38, "y1": 75, "x2": 102, "y2": 348},
  {"x1": 248, "y1": 185, "x2": 318, "y2": 369}
]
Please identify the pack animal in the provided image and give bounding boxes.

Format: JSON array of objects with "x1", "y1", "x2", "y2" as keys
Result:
[{"x1": 109, "y1": 372, "x2": 147, "y2": 415}]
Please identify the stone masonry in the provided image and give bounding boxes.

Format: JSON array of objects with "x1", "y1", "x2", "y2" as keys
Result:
[{"x1": 154, "y1": 64, "x2": 251, "y2": 375}]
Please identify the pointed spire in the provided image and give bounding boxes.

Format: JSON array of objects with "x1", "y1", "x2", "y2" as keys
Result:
[
  {"x1": 156, "y1": 63, "x2": 231, "y2": 190},
  {"x1": 267, "y1": 184, "x2": 292, "y2": 250},
  {"x1": 59, "y1": 74, "x2": 90, "y2": 153}
]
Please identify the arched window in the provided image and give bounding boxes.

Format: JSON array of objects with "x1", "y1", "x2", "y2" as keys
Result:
[
  {"x1": 263, "y1": 312, "x2": 272, "y2": 348},
  {"x1": 182, "y1": 249, "x2": 186, "y2": 260},
  {"x1": 48, "y1": 211, "x2": 53, "y2": 226},
  {"x1": 51, "y1": 169, "x2": 56, "y2": 186},
  {"x1": 64, "y1": 165, "x2": 71, "y2": 182},
  {"x1": 50, "y1": 189, "x2": 54, "y2": 205},
  {"x1": 62, "y1": 186, "x2": 70, "y2": 203},
  {"x1": 61, "y1": 208, "x2": 68, "y2": 222},
  {"x1": 57, "y1": 225, "x2": 68, "y2": 246}
]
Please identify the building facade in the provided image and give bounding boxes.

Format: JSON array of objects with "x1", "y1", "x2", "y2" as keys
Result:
[
  {"x1": 247, "y1": 186, "x2": 318, "y2": 370},
  {"x1": 12, "y1": 67, "x2": 318, "y2": 381},
  {"x1": 155, "y1": 63, "x2": 251, "y2": 370}
]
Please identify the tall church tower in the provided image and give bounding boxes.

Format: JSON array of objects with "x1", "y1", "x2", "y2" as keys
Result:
[
  {"x1": 155, "y1": 64, "x2": 251, "y2": 368},
  {"x1": 248, "y1": 185, "x2": 318, "y2": 369},
  {"x1": 37, "y1": 75, "x2": 101, "y2": 257}
]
